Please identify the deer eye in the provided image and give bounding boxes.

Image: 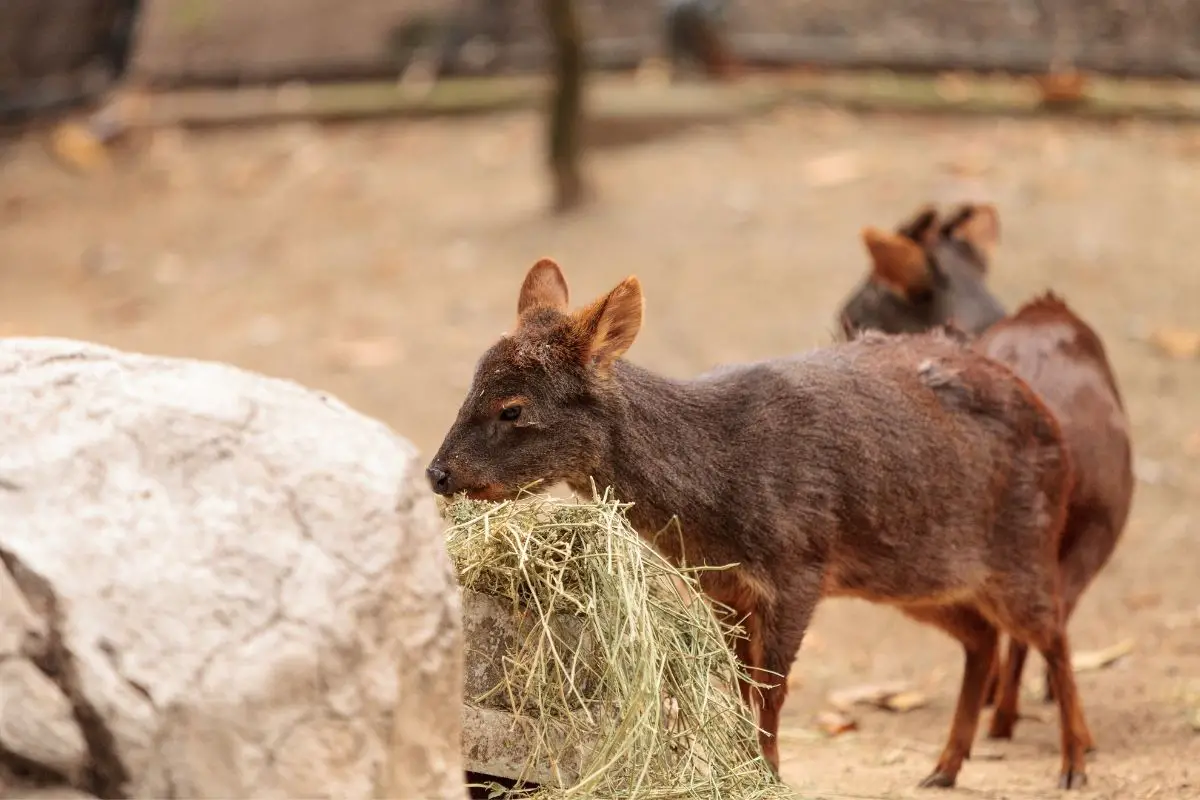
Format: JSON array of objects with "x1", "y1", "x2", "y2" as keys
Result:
[{"x1": 498, "y1": 405, "x2": 522, "y2": 422}]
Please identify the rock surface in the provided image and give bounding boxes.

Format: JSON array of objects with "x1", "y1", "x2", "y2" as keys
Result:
[{"x1": 0, "y1": 338, "x2": 465, "y2": 799}]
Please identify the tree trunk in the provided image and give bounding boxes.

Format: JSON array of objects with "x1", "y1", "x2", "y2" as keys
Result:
[{"x1": 542, "y1": 0, "x2": 586, "y2": 213}]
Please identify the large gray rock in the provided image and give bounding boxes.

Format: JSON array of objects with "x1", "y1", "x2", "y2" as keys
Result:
[{"x1": 0, "y1": 338, "x2": 465, "y2": 800}]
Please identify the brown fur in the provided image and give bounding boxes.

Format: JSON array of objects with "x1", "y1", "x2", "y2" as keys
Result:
[
  {"x1": 839, "y1": 203, "x2": 1008, "y2": 338},
  {"x1": 975, "y1": 292, "x2": 1134, "y2": 743},
  {"x1": 428, "y1": 259, "x2": 1093, "y2": 788}
]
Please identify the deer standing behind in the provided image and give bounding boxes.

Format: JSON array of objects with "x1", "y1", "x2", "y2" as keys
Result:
[
  {"x1": 838, "y1": 204, "x2": 1135, "y2": 745},
  {"x1": 428, "y1": 258, "x2": 1093, "y2": 789}
]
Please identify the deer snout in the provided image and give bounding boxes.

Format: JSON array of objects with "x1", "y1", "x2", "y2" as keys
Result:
[{"x1": 426, "y1": 462, "x2": 453, "y2": 495}]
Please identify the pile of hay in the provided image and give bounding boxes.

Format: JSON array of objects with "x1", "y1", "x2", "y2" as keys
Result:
[{"x1": 444, "y1": 488, "x2": 795, "y2": 800}]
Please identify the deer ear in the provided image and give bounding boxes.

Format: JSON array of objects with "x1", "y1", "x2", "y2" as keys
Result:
[
  {"x1": 942, "y1": 204, "x2": 1000, "y2": 266},
  {"x1": 895, "y1": 204, "x2": 941, "y2": 247},
  {"x1": 517, "y1": 258, "x2": 570, "y2": 318},
  {"x1": 861, "y1": 226, "x2": 932, "y2": 298},
  {"x1": 573, "y1": 276, "x2": 644, "y2": 371}
]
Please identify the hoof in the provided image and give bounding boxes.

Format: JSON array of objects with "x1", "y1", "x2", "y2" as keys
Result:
[
  {"x1": 918, "y1": 770, "x2": 957, "y2": 789},
  {"x1": 1058, "y1": 771, "x2": 1088, "y2": 790},
  {"x1": 987, "y1": 715, "x2": 1015, "y2": 741}
]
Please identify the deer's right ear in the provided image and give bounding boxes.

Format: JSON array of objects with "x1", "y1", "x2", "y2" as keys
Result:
[
  {"x1": 517, "y1": 258, "x2": 570, "y2": 318},
  {"x1": 862, "y1": 226, "x2": 932, "y2": 299},
  {"x1": 895, "y1": 204, "x2": 940, "y2": 247},
  {"x1": 574, "y1": 276, "x2": 644, "y2": 371}
]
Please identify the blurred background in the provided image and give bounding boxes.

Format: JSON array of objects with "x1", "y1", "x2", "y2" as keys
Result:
[{"x1": 2, "y1": 1, "x2": 1198, "y2": 796}]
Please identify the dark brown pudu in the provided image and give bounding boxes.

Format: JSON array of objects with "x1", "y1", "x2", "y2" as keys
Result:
[
  {"x1": 429, "y1": 258, "x2": 1093, "y2": 789},
  {"x1": 838, "y1": 203, "x2": 1007, "y2": 339},
  {"x1": 976, "y1": 293, "x2": 1134, "y2": 746}
]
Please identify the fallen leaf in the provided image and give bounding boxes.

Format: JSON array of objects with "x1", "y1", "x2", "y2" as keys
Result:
[
  {"x1": 879, "y1": 690, "x2": 929, "y2": 713},
  {"x1": 1072, "y1": 639, "x2": 1135, "y2": 672},
  {"x1": 1123, "y1": 592, "x2": 1162, "y2": 612},
  {"x1": 49, "y1": 121, "x2": 111, "y2": 174},
  {"x1": 100, "y1": 295, "x2": 150, "y2": 327},
  {"x1": 1149, "y1": 328, "x2": 1200, "y2": 360},
  {"x1": 777, "y1": 726, "x2": 822, "y2": 744},
  {"x1": 1034, "y1": 72, "x2": 1089, "y2": 104},
  {"x1": 815, "y1": 709, "x2": 858, "y2": 737},
  {"x1": 802, "y1": 151, "x2": 863, "y2": 188},
  {"x1": 1164, "y1": 606, "x2": 1200, "y2": 630},
  {"x1": 828, "y1": 680, "x2": 912, "y2": 711}
]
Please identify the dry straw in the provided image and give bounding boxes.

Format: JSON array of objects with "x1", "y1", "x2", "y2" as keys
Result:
[{"x1": 444, "y1": 486, "x2": 797, "y2": 800}]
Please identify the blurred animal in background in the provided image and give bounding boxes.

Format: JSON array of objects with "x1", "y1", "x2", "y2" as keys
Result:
[
  {"x1": 838, "y1": 203, "x2": 1007, "y2": 339},
  {"x1": 387, "y1": 0, "x2": 516, "y2": 84},
  {"x1": 100, "y1": 0, "x2": 142, "y2": 82},
  {"x1": 661, "y1": 0, "x2": 738, "y2": 81}
]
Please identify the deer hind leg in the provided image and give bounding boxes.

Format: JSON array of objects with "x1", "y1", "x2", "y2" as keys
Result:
[
  {"x1": 995, "y1": 576, "x2": 1092, "y2": 787},
  {"x1": 1043, "y1": 520, "x2": 1112, "y2": 753},
  {"x1": 903, "y1": 604, "x2": 998, "y2": 789},
  {"x1": 1034, "y1": 628, "x2": 1090, "y2": 789},
  {"x1": 987, "y1": 638, "x2": 1029, "y2": 740},
  {"x1": 981, "y1": 641, "x2": 1001, "y2": 708}
]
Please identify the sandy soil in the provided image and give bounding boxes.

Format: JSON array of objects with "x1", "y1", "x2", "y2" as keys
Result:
[{"x1": 2, "y1": 102, "x2": 1198, "y2": 798}]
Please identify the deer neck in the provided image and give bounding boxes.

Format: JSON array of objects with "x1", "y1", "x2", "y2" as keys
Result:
[{"x1": 568, "y1": 360, "x2": 721, "y2": 553}]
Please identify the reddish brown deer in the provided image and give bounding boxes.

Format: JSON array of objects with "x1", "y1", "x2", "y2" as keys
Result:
[
  {"x1": 975, "y1": 293, "x2": 1134, "y2": 747},
  {"x1": 836, "y1": 205, "x2": 1134, "y2": 745},
  {"x1": 428, "y1": 258, "x2": 1093, "y2": 789}
]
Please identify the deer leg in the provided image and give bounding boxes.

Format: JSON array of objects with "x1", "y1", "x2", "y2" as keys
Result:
[
  {"x1": 981, "y1": 642, "x2": 1001, "y2": 709},
  {"x1": 730, "y1": 611, "x2": 763, "y2": 716},
  {"x1": 903, "y1": 605, "x2": 997, "y2": 789},
  {"x1": 1032, "y1": 629, "x2": 1090, "y2": 789},
  {"x1": 987, "y1": 638, "x2": 1029, "y2": 740},
  {"x1": 755, "y1": 573, "x2": 820, "y2": 776},
  {"x1": 1052, "y1": 591, "x2": 1096, "y2": 752}
]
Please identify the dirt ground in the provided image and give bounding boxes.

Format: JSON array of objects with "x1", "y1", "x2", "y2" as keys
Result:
[{"x1": 2, "y1": 101, "x2": 1199, "y2": 798}]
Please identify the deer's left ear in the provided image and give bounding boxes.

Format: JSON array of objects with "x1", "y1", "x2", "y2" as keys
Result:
[
  {"x1": 942, "y1": 204, "x2": 1000, "y2": 266},
  {"x1": 572, "y1": 276, "x2": 644, "y2": 371}
]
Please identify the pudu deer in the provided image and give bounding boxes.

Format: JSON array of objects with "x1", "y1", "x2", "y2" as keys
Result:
[
  {"x1": 838, "y1": 204, "x2": 1134, "y2": 746},
  {"x1": 429, "y1": 258, "x2": 1093, "y2": 788},
  {"x1": 838, "y1": 203, "x2": 1006, "y2": 338}
]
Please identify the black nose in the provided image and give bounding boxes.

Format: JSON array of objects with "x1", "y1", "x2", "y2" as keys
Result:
[{"x1": 426, "y1": 463, "x2": 452, "y2": 495}]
